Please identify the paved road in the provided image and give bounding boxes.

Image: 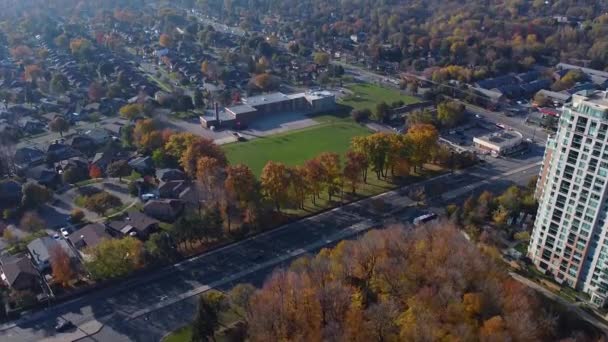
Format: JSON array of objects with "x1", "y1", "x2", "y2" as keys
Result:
[{"x1": 0, "y1": 151, "x2": 542, "y2": 342}]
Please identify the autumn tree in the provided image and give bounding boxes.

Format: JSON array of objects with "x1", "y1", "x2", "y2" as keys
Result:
[
  {"x1": 84, "y1": 191, "x2": 122, "y2": 215},
  {"x1": 69, "y1": 38, "x2": 92, "y2": 59},
  {"x1": 260, "y1": 161, "x2": 290, "y2": 212},
  {"x1": 87, "y1": 82, "x2": 106, "y2": 102},
  {"x1": 165, "y1": 132, "x2": 198, "y2": 159},
  {"x1": 50, "y1": 246, "x2": 75, "y2": 288},
  {"x1": 405, "y1": 124, "x2": 438, "y2": 172},
  {"x1": 344, "y1": 150, "x2": 368, "y2": 193},
  {"x1": 20, "y1": 211, "x2": 45, "y2": 232},
  {"x1": 243, "y1": 223, "x2": 558, "y2": 341},
  {"x1": 313, "y1": 51, "x2": 330, "y2": 66},
  {"x1": 119, "y1": 103, "x2": 144, "y2": 120},
  {"x1": 287, "y1": 165, "x2": 310, "y2": 209},
  {"x1": 180, "y1": 137, "x2": 227, "y2": 177},
  {"x1": 252, "y1": 73, "x2": 278, "y2": 91},
  {"x1": 497, "y1": 185, "x2": 522, "y2": 214},
  {"x1": 304, "y1": 158, "x2": 325, "y2": 205},
  {"x1": 48, "y1": 116, "x2": 70, "y2": 137},
  {"x1": 225, "y1": 164, "x2": 259, "y2": 207},
  {"x1": 159, "y1": 34, "x2": 172, "y2": 47},
  {"x1": 89, "y1": 164, "x2": 103, "y2": 179},
  {"x1": 317, "y1": 152, "x2": 342, "y2": 201},
  {"x1": 24, "y1": 64, "x2": 42, "y2": 83},
  {"x1": 196, "y1": 157, "x2": 226, "y2": 203}
]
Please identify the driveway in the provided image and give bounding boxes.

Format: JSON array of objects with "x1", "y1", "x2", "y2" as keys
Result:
[{"x1": 46, "y1": 179, "x2": 138, "y2": 223}]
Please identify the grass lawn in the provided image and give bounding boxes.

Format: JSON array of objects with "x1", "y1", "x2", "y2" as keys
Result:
[
  {"x1": 340, "y1": 83, "x2": 419, "y2": 111},
  {"x1": 163, "y1": 325, "x2": 192, "y2": 342},
  {"x1": 223, "y1": 121, "x2": 371, "y2": 176}
]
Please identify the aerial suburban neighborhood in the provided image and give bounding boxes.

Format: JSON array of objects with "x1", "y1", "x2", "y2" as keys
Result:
[{"x1": 0, "y1": 0, "x2": 607, "y2": 341}]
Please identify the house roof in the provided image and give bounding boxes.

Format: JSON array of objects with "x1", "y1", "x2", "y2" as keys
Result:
[
  {"x1": 107, "y1": 211, "x2": 159, "y2": 235},
  {"x1": 129, "y1": 156, "x2": 153, "y2": 170},
  {"x1": 69, "y1": 223, "x2": 113, "y2": 250},
  {"x1": 1, "y1": 255, "x2": 38, "y2": 288},
  {"x1": 156, "y1": 168, "x2": 186, "y2": 182},
  {"x1": 25, "y1": 166, "x2": 57, "y2": 183},
  {"x1": 14, "y1": 147, "x2": 44, "y2": 165},
  {"x1": 144, "y1": 199, "x2": 184, "y2": 220},
  {"x1": 27, "y1": 237, "x2": 74, "y2": 266}
]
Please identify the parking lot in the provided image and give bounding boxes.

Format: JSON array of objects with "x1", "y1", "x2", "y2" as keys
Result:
[{"x1": 440, "y1": 119, "x2": 501, "y2": 148}]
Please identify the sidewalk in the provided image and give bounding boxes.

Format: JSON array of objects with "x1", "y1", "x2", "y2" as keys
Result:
[{"x1": 510, "y1": 272, "x2": 608, "y2": 334}]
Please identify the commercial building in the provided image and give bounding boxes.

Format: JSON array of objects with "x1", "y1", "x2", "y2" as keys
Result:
[
  {"x1": 529, "y1": 89, "x2": 608, "y2": 306},
  {"x1": 473, "y1": 130, "x2": 523, "y2": 156},
  {"x1": 200, "y1": 90, "x2": 335, "y2": 129}
]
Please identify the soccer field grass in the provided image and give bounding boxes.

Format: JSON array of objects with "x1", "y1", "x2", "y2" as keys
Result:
[
  {"x1": 223, "y1": 121, "x2": 371, "y2": 176},
  {"x1": 340, "y1": 83, "x2": 419, "y2": 111}
]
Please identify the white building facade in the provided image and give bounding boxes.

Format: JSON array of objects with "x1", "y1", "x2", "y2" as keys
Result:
[{"x1": 529, "y1": 89, "x2": 608, "y2": 306}]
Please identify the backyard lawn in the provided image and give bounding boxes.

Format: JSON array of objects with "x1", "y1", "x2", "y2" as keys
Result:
[
  {"x1": 340, "y1": 83, "x2": 419, "y2": 111},
  {"x1": 223, "y1": 121, "x2": 371, "y2": 176}
]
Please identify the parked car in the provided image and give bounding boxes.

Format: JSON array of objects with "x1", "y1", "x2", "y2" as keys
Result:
[
  {"x1": 60, "y1": 227, "x2": 71, "y2": 238},
  {"x1": 55, "y1": 319, "x2": 74, "y2": 332}
]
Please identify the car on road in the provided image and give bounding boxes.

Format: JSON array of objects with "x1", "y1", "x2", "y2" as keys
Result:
[
  {"x1": 55, "y1": 318, "x2": 74, "y2": 332},
  {"x1": 60, "y1": 227, "x2": 71, "y2": 238},
  {"x1": 141, "y1": 193, "x2": 158, "y2": 201},
  {"x1": 412, "y1": 212, "x2": 438, "y2": 226},
  {"x1": 475, "y1": 114, "x2": 482, "y2": 119}
]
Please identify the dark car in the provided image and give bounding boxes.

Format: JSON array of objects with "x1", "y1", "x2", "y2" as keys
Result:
[{"x1": 55, "y1": 319, "x2": 74, "y2": 332}]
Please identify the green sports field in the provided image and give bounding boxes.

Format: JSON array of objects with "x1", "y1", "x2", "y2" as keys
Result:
[
  {"x1": 340, "y1": 83, "x2": 419, "y2": 111},
  {"x1": 223, "y1": 121, "x2": 371, "y2": 176}
]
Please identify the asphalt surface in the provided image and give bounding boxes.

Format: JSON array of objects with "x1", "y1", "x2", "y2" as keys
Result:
[{"x1": 0, "y1": 146, "x2": 543, "y2": 342}]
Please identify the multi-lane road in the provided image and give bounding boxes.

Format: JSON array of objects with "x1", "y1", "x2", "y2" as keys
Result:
[{"x1": 0, "y1": 149, "x2": 542, "y2": 342}]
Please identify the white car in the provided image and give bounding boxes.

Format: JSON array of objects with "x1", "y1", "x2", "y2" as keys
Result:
[{"x1": 60, "y1": 227, "x2": 71, "y2": 238}]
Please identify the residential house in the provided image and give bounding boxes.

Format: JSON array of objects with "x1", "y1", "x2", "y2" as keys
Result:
[
  {"x1": 14, "y1": 147, "x2": 45, "y2": 171},
  {"x1": 70, "y1": 135, "x2": 97, "y2": 154},
  {"x1": 107, "y1": 211, "x2": 159, "y2": 239},
  {"x1": 69, "y1": 223, "x2": 114, "y2": 253},
  {"x1": 47, "y1": 143, "x2": 81, "y2": 162},
  {"x1": 158, "y1": 180, "x2": 189, "y2": 199},
  {"x1": 91, "y1": 145, "x2": 131, "y2": 172},
  {"x1": 129, "y1": 156, "x2": 154, "y2": 174},
  {"x1": 25, "y1": 166, "x2": 59, "y2": 187},
  {"x1": 0, "y1": 254, "x2": 40, "y2": 291},
  {"x1": 19, "y1": 118, "x2": 46, "y2": 135},
  {"x1": 156, "y1": 168, "x2": 186, "y2": 182},
  {"x1": 102, "y1": 121, "x2": 124, "y2": 137},
  {"x1": 27, "y1": 236, "x2": 77, "y2": 272},
  {"x1": 144, "y1": 199, "x2": 184, "y2": 222},
  {"x1": 84, "y1": 128, "x2": 111, "y2": 146}
]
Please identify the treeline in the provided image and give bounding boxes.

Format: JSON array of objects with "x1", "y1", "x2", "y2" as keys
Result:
[
  {"x1": 206, "y1": 0, "x2": 608, "y2": 73},
  {"x1": 191, "y1": 223, "x2": 600, "y2": 341}
]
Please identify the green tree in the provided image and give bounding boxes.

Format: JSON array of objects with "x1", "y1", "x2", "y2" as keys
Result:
[
  {"x1": 373, "y1": 102, "x2": 390, "y2": 122},
  {"x1": 192, "y1": 292, "x2": 225, "y2": 342},
  {"x1": 21, "y1": 182, "x2": 52, "y2": 209},
  {"x1": 497, "y1": 186, "x2": 521, "y2": 214},
  {"x1": 84, "y1": 237, "x2": 143, "y2": 280},
  {"x1": 106, "y1": 160, "x2": 132, "y2": 181},
  {"x1": 436, "y1": 101, "x2": 465, "y2": 128}
]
